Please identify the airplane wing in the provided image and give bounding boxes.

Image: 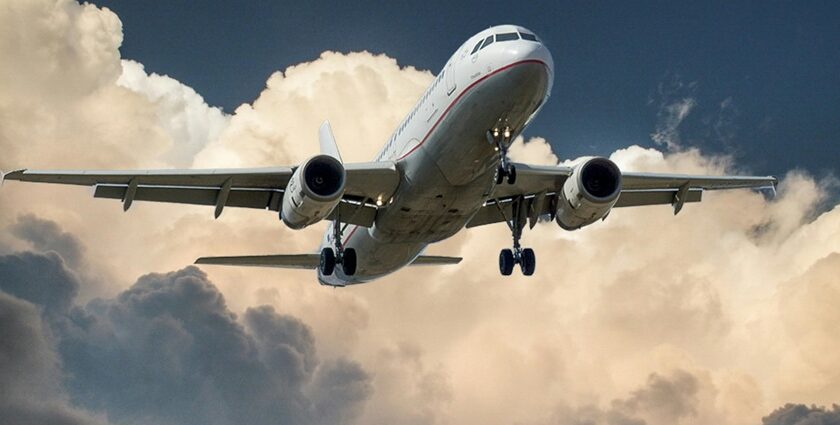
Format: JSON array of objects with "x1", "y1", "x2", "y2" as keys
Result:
[
  {"x1": 1, "y1": 162, "x2": 400, "y2": 227},
  {"x1": 467, "y1": 162, "x2": 776, "y2": 228},
  {"x1": 194, "y1": 254, "x2": 462, "y2": 269}
]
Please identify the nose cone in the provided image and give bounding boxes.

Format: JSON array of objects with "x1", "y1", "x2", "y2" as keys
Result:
[
  {"x1": 486, "y1": 27, "x2": 554, "y2": 95},
  {"x1": 515, "y1": 40, "x2": 554, "y2": 93}
]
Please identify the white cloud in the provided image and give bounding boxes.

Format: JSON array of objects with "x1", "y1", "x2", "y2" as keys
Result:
[
  {"x1": 1, "y1": 1, "x2": 840, "y2": 424},
  {"x1": 117, "y1": 60, "x2": 229, "y2": 167}
]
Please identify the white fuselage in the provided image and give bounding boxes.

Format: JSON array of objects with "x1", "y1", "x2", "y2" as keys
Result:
[{"x1": 318, "y1": 25, "x2": 554, "y2": 286}]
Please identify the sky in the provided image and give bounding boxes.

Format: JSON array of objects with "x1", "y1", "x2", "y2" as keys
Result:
[
  {"x1": 2, "y1": 1, "x2": 840, "y2": 425},
  {"x1": 92, "y1": 0, "x2": 840, "y2": 180}
]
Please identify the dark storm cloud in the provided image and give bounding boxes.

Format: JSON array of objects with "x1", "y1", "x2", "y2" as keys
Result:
[
  {"x1": 610, "y1": 370, "x2": 699, "y2": 422},
  {"x1": 0, "y1": 251, "x2": 80, "y2": 316},
  {"x1": 0, "y1": 218, "x2": 372, "y2": 425},
  {"x1": 0, "y1": 293, "x2": 106, "y2": 425},
  {"x1": 762, "y1": 404, "x2": 840, "y2": 425},
  {"x1": 548, "y1": 370, "x2": 700, "y2": 425},
  {"x1": 11, "y1": 214, "x2": 85, "y2": 269}
]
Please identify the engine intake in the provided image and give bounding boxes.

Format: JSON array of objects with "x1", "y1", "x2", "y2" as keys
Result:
[
  {"x1": 556, "y1": 157, "x2": 621, "y2": 230},
  {"x1": 281, "y1": 155, "x2": 346, "y2": 229}
]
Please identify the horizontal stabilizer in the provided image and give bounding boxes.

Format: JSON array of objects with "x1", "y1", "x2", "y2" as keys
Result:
[
  {"x1": 195, "y1": 254, "x2": 320, "y2": 269},
  {"x1": 195, "y1": 254, "x2": 462, "y2": 270},
  {"x1": 410, "y1": 255, "x2": 462, "y2": 266},
  {"x1": 1, "y1": 169, "x2": 26, "y2": 186}
]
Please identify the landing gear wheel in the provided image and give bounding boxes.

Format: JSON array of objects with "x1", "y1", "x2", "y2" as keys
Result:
[
  {"x1": 499, "y1": 249, "x2": 515, "y2": 276},
  {"x1": 320, "y1": 248, "x2": 336, "y2": 276},
  {"x1": 506, "y1": 165, "x2": 517, "y2": 185},
  {"x1": 496, "y1": 166, "x2": 505, "y2": 184},
  {"x1": 342, "y1": 248, "x2": 357, "y2": 276},
  {"x1": 520, "y1": 248, "x2": 536, "y2": 276}
]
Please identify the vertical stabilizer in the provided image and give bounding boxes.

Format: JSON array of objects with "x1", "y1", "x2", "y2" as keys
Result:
[{"x1": 319, "y1": 121, "x2": 343, "y2": 162}]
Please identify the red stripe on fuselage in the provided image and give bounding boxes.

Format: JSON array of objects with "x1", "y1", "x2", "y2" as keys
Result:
[
  {"x1": 341, "y1": 58, "x2": 549, "y2": 246},
  {"x1": 395, "y1": 59, "x2": 548, "y2": 161}
]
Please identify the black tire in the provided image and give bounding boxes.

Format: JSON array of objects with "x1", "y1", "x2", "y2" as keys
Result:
[
  {"x1": 499, "y1": 249, "x2": 515, "y2": 276},
  {"x1": 342, "y1": 248, "x2": 357, "y2": 276},
  {"x1": 521, "y1": 248, "x2": 536, "y2": 276},
  {"x1": 495, "y1": 166, "x2": 505, "y2": 184},
  {"x1": 320, "y1": 248, "x2": 336, "y2": 276},
  {"x1": 506, "y1": 164, "x2": 517, "y2": 185}
]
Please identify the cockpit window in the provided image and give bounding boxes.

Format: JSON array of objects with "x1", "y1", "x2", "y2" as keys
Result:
[
  {"x1": 519, "y1": 32, "x2": 538, "y2": 42},
  {"x1": 496, "y1": 32, "x2": 519, "y2": 42},
  {"x1": 471, "y1": 40, "x2": 482, "y2": 54},
  {"x1": 480, "y1": 35, "x2": 494, "y2": 50}
]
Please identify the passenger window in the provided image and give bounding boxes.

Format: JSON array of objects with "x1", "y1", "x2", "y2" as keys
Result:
[
  {"x1": 471, "y1": 40, "x2": 482, "y2": 54},
  {"x1": 480, "y1": 35, "x2": 494, "y2": 50},
  {"x1": 519, "y1": 32, "x2": 538, "y2": 42},
  {"x1": 496, "y1": 32, "x2": 519, "y2": 42}
]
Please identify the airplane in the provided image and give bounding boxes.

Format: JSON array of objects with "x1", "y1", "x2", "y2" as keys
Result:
[{"x1": 1, "y1": 24, "x2": 776, "y2": 286}]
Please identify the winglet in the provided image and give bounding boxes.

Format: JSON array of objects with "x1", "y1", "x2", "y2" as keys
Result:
[
  {"x1": 0, "y1": 169, "x2": 26, "y2": 187},
  {"x1": 319, "y1": 121, "x2": 343, "y2": 162}
]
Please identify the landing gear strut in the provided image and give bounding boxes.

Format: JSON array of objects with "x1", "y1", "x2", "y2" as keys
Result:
[
  {"x1": 488, "y1": 127, "x2": 517, "y2": 185},
  {"x1": 495, "y1": 196, "x2": 536, "y2": 276},
  {"x1": 320, "y1": 214, "x2": 357, "y2": 276}
]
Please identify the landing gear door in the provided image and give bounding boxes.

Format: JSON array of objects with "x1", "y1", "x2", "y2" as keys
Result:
[{"x1": 445, "y1": 61, "x2": 456, "y2": 96}]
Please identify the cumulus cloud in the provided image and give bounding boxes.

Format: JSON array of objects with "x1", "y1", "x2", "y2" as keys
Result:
[
  {"x1": 2, "y1": 1, "x2": 840, "y2": 425},
  {"x1": 0, "y1": 293, "x2": 108, "y2": 425},
  {"x1": 117, "y1": 60, "x2": 229, "y2": 167},
  {"x1": 762, "y1": 404, "x2": 840, "y2": 425},
  {"x1": 546, "y1": 369, "x2": 702, "y2": 425},
  {"x1": 0, "y1": 230, "x2": 371, "y2": 425}
]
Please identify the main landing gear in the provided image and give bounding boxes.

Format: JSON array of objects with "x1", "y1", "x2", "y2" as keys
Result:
[
  {"x1": 488, "y1": 127, "x2": 517, "y2": 185},
  {"x1": 495, "y1": 196, "x2": 536, "y2": 276},
  {"x1": 320, "y1": 217, "x2": 357, "y2": 276}
]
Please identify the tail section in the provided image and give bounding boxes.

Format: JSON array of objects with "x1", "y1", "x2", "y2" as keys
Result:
[
  {"x1": 194, "y1": 254, "x2": 462, "y2": 270},
  {"x1": 195, "y1": 254, "x2": 320, "y2": 269}
]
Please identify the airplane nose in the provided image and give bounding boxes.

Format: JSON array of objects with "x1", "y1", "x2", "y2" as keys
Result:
[
  {"x1": 494, "y1": 37, "x2": 554, "y2": 95},
  {"x1": 513, "y1": 41, "x2": 554, "y2": 94}
]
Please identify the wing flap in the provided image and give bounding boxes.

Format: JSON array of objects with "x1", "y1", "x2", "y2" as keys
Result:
[
  {"x1": 195, "y1": 254, "x2": 320, "y2": 269},
  {"x1": 614, "y1": 188, "x2": 703, "y2": 208},
  {"x1": 621, "y1": 172, "x2": 777, "y2": 191},
  {"x1": 93, "y1": 184, "x2": 281, "y2": 210}
]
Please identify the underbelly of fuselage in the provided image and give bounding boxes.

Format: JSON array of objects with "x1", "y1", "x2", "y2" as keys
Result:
[{"x1": 320, "y1": 61, "x2": 550, "y2": 285}]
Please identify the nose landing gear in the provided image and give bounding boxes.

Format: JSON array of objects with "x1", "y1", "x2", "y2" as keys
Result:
[
  {"x1": 494, "y1": 196, "x2": 537, "y2": 276},
  {"x1": 488, "y1": 127, "x2": 517, "y2": 185},
  {"x1": 320, "y1": 215, "x2": 357, "y2": 276}
]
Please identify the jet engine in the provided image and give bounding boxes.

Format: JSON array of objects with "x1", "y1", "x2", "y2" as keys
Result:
[
  {"x1": 556, "y1": 157, "x2": 622, "y2": 230},
  {"x1": 281, "y1": 155, "x2": 346, "y2": 229}
]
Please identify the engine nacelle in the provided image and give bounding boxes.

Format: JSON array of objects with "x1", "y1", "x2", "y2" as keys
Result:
[
  {"x1": 281, "y1": 155, "x2": 346, "y2": 229},
  {"x1": 556, "y1": 157, "x2": 622, "y2": 230}
]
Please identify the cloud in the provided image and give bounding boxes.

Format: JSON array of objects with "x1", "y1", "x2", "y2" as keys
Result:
[
  {"x1": 194, "y1": 50, "x2": 432, "y2": 168},
  {"x1": 0, "y1": 0, "x2": 226, "y2": 171},
  {"x1": 0, "y1": 292, "x2": 106, "y2": 425},
  {"x1": 649, "y1": 75, "x2": 698, "y2": 149},
  {"x1": 546, "y1": 369, "x2": 702, "y2": 425},
  {"x1": 10, "y1": 214, "x2": 86, "y2": 269},
  {"x1": 0, "y1": 251, "x2": 80, "y2": 318},
  {"x1": 2, "y1": 1, "x2": 840, "y2": 425},
  {"x1": 762, "y1": 404, "x2": 840, "y2": 425},
  {"x1": 0, "y1": 240, "x2": 372, "y2": 425},
  {"x1": 117, "y1": 60, "x2": 229, "y2": 167}
]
